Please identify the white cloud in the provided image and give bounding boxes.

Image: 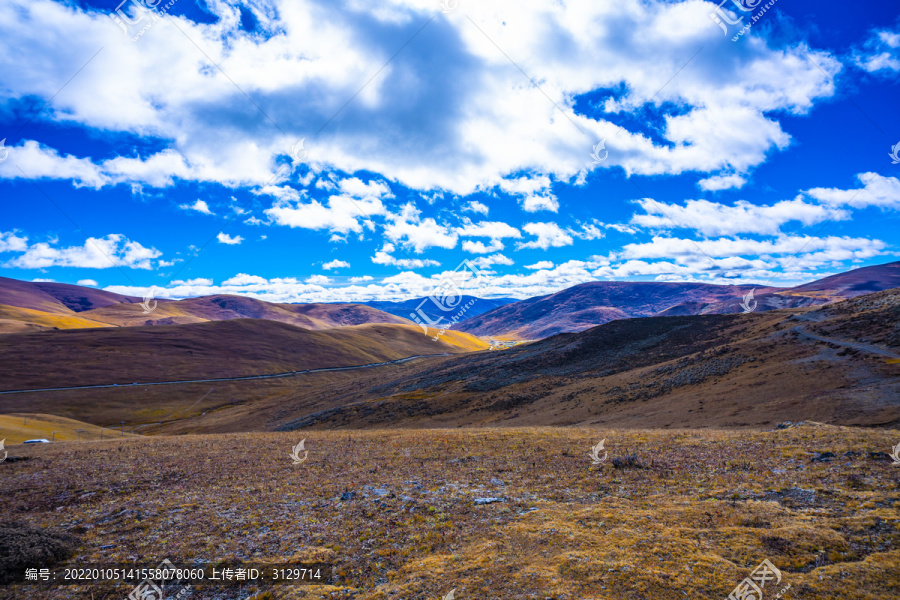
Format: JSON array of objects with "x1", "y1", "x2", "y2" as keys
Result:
[
  {"x1": 76, "y1": 279, "x2": 98, "y2": 287},
  {"x1": 181, "y1": 199, "x2": 215, "y2": 215},
  {"x1": 323, "y1": 259, "x2": 351, "y2": 270},
  {"x1": 350, "y1": 275, "x2": 373, "y2": 282},
  {"x1": 471, "y1": 253, "x2": 514, "y2": 268},
  {"x1": 457, "y1": 220, "x2": 521, "y2": 238},
  {"x1": 0, "y1": 0, "x2": 841, "y2": 195},
  {"x1": 265, "y1": 194, "x2": 385, "y2": 234},
  {"x1": 517, "y1": 222, "x2": 574, "y2": 250},
  {"x1": 462, "y1": 201, "x2": 489, "y2": 215},
  {"x1": 371, "y1": 243, "x2": 440, "y2": 268},
  {"x1": 338, "y1": 177, "x2": 393, "y2": 199},
  {"x1": 697, "y1": 173, "x2": 747, "y2": 191},
  {"x1": 306, "y1": 275, "x2": 331, "y2": 284},
  {"x1": 2, "y1": 234, "x2": 161, "y2": 269},
  {"x1": 383, "y1": 204, "x2": 458, "y2": 252},
  {"x1": 217, "y1": 232, "x2": 243, "y2": 245},
  {"x1": 462, "y1": 239, "x2": 504, "y2": 253},
  {"x1": 525, "y1": 260, "x2": 554, "y2": 270},
  {"x1": 0, "y1": 231, "x2": 28, "y2": 253},
  {"x1": 804, "y1": 173, "x2": 900, "y2": 210},
  {"x1": 852, "y1": 26, "x2": 900, "y2": 73},
  {"x1": 630, "y1": 197, "x2": 847, "y2": 236}
]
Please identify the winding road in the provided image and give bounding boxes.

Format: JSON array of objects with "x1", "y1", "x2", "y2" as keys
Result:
[
  {"x1": 0, "y1": 353, "x2": 450, "y2": 395},
  {"x1": 793, "y1": 326, "x2": 900, "y2": 360}
]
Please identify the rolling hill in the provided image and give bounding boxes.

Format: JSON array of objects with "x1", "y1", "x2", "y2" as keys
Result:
[
  {"x1": 258, "y1": 287, "x2": 900, "y2": 431},
  {"x1": 0, "y1": 276, "x2": 415, "y2": 333},
  {"x1": 78, "y1": 295, "x2": 414, "y2": 329},
  {"x1": 353, "y1": 295, "x2": 519, "y2": 321},
  {"x1": 0, "y1": 319, "x2": 487, "y2": 393},
  {"x1": 457, "y1": 261, "x2": 900, "y2": 339},
  {"x1": 455, "y1": 281, "x2": 768, "y2": 339}
]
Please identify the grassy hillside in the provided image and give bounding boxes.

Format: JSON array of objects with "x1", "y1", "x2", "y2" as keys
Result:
[
  {"x1": 1, "y1": 426, "x2": 897, "y2": 599},
  {"x1": 0, "y1": 413, "x2": 140, "y2": 444}
]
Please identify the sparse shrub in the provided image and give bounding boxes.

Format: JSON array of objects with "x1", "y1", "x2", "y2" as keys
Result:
[
  {"x1": 0, "y1": 521, "x2": 79, "y2": 584},
  {"x1": 611, "y1": 454, "x2": 644, "y2": 469}
]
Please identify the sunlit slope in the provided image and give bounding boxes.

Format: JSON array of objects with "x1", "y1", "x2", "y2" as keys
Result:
[
  {"x1": 0, "y1": 319, "x2": 486, "y2": 391},
  {"x1": 0, "y1": 304, "x2": 113, "y2": 333},
  {"x1": 0, "y1": 413, "x2": 141, "y2": 444}
]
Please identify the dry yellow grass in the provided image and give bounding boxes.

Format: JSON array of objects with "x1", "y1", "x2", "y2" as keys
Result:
[
  {"x1": 0, "y1": 413, "x2": 141, "y2": 444},
  {"x1": 0, "y1": 304, "x2": 111, "y2": 333},
  {"x1": 1, "y1": 424, "x2": 897, "y2": 599}
]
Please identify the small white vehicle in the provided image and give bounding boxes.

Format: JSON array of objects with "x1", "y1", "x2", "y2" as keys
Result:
[{"x1": 23, "y1": 439, "x2": 51, "y2": 443}]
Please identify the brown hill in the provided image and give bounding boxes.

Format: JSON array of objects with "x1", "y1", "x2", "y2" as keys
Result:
[
  {"x1": 0, "y1": 277, "x2": 413, "y2": 332},
  {"x1": 79, "y1": 294, "x2": 414, "y2": 329},
  {"x1": 457, "y1": 260, "x2": 900, "y2": 339},
  {"x1": 0, "y1": 276, "x2": 141, "y2": 315},
  {"x1": 0, "y1": 319, "x2": 487, "y2": 394},
  {"x1": 243, "y1": 288, "x2": 899, "y2": 432},
  {"x1": 456, "y1": 281, "x2": 767, "y2": 339}
]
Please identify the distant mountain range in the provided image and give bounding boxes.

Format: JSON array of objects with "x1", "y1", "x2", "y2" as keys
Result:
[
  {"x1": 348, "y1": 296, "x2": 519, "y2": 324},
  {"x1": 1, "y1": 261, "x2": 898, "y2": 339},
  {"x1": 456, "y1": 261, "x2": 900, "y2": 339},
  {"x1": 0, "y1": 277, "x2": 413, "y2": 334}
]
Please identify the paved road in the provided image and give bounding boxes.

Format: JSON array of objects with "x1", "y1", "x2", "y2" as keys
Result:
[
  {"x1": 0, "y1": 354, "x2": 450, "y2": 395},
  {"x1": 793, "y1": 326, "x2": 900, "y2": 359}
]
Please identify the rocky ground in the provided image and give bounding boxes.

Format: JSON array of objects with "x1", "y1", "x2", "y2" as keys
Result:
[{"x1": 2, "y1": 423, "x2": 899, "y2": 599}]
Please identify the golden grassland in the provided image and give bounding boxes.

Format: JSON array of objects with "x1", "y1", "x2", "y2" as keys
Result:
[
  {"x1": 0, "y1": 414, "x2": 141, "y2": 444},
  {"x1": 0, "y1": 304, "x2": 110, "y2": 334},
  {"x1": 2, "y1": 424, "x2": 898, "y2": 599}
]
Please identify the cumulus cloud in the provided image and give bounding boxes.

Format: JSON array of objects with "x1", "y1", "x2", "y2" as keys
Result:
[
  {"x1": 852, "y1": 26, "x2": 900, "y2": 73},
  {"x1": 804, "y1": 173, "x2": 900, "y2": 210},
  {"x1": 517, "y1": 222, "x2": 574, "y2": 250},
  {"x1": 217, "y1": 232, "x2": 243, "y2": 245},
  {"x1": 631, "y1": 197, "x2": 847, "y2": 236},
  {"x1": 525, "y1": 260, "x2": 554, "y2": 270},
  {"x1": 372, "y1": 243, "x2": 440, "y2": 268},
  {"x1": 462, "y1": 201, "x2": 489, "y2": 215},
  {"x1": 697, "y1": 173, "x2": 747, "y2": 191},
  {"x1": 265, "y1": 194, "x2": 385, "y2": 234},
  {"x1": 0, "y1": 0, "x2": 840, "y2": 195},
  {"x1": 2, "y1": 234, "x2": 161, "y2": 269},
  {"x1": 181, "y1": 199, "x2": 215, "y2": 215},
  {"x1": 383, "y1": 204, "x2": 458, "y2": 252},
  {"x1": 323, "y1": 259, "x2": 351, "y2": 269},
  {"x1": 77, "y1": 279, "x2": 98, "y2": 287}
]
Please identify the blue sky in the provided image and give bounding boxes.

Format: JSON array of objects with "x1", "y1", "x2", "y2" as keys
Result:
[{"x1": 0, "y1": 0, "x2": 898, "y2": 303}]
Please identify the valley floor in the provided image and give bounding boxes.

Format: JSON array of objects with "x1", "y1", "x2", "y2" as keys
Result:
[{"x1": 2, "y1": 424, "x2": 899, "y2": 599}]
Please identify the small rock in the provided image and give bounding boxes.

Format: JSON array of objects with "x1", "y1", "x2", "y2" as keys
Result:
[
  {"x1": 340, "y1": 492, "x2": 354, "y2": 501},
  {"x1": 867, "y1": 452, "x2": 893, "y2": 462},
  {"x1": 812, "y1": 452, "x2": 836, "y2": 462},
  {"x1": 490, "y1": 478, "x2": 505, "y2": 486},
  {"x1": 775, "y1": 422, "x2": 793, "y2": 430},
  {"x1": 474, "y1": 497, "x2": 505, "y2": 505}
]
